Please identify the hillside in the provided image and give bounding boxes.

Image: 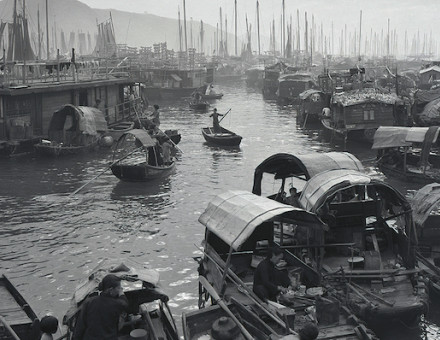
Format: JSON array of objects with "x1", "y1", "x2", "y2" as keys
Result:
[{"x1": 0, "y1": 0, "x2": 237, "y2": 56}]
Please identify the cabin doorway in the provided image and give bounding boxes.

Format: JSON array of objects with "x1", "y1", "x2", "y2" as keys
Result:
[{"x1": 79, "y1": 90, "x2": 88, "y2": 106}]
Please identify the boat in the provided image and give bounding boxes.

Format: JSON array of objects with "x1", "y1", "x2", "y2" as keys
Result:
[
  {"x1": 372, "y1": 126, "x2": 440, "y2": 184},
  {"x1": 189, "y1": 100, "x2": 210, "y2": 111},
  {"x1": 277, "y1": 73, "x2": 318, "y2": 105},
  {"x1": 63, "y1": 258, "x2": 179, "y2": 340},
  {"x1": 34, "y1": 105, "x2": 108, "y2": 157},
  {"x1": 297, "y1": 169, "x2": 428, "y2": 334},
  {"x1": 106, "y1": 121, "x2": 135, "y2": 141},
  {"x1": 196, "y1": 190, "x2": 378, "y2": 340},
  {"x1": 0, "y1": 274, "x2": 40, "y2": 340},
  {"x1": 110, "y1": 129, "x2": 176, "y2": 182},
  {"x1": 252, "y1": 151, "x2": 364, "y2": 202},
  {"x1": 297, "y1": 89, "x2": 330, "y2": 126},
  {"x1": 194, "y1": 83, "x2": 224, "y2": 100},
  {"x1": 321, "y1": 88, "x2": 404, "y2": 142},
  {"x1": 245, "y1": 65, "x2": 264, "y2": 88},
  {"x1": 201, "y1": 126, "x2": 242, "y2": 146}
]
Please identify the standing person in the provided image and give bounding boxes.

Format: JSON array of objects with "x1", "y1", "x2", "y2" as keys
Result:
[
  {"x1": 253, "y1": 247, "x2": 290, "y2": 301},
  {"x1": 151, "y1": 104, "x2": 160, "y2": 130},
  {"x1": 73, "y1": 274, "x2": 128, "y2": 340},
  {"x1": 161, "y1": 138, "x2": 173, "y2": 165},
  {"x1": 210, "y1": 108, "x2": 224, "y2": 133}
]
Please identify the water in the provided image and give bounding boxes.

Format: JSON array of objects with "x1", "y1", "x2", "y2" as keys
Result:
[{"x1": 0, "y1": 79, "x2": 438, "y2": 339}]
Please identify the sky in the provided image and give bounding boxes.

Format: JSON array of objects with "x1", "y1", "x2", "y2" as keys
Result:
[{"x1": 77, "y1": 1, "x2": 439, "y2": 56}]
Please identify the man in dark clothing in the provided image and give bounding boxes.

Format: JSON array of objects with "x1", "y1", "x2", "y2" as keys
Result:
[
  {"x1": 73, "y1": 274, "x2": 128, "y2": 340},
  {"x1": 253, "y1": 247, "x2": 290, "y2": 301},
  {"x1": 210, "y1": 108, "x2": 224, "y2": 133}
]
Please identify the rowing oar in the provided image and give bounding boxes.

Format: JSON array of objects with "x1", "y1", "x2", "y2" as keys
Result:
[
  {"x1": 199, "y1": 276, "x2": 254, "y2": 340},
  {"x1": 0, "y1": 316, "x2": 21, "y2": 340},
  {"x1": 218, "y1": 108, "x2": 232, "y2": 123},
  {"x1": 69, "y1": 146, "x2": 144, "y2": 196}
]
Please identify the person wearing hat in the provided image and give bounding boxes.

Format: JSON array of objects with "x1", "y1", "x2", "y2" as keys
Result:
[
  {"x1": 40, "y1": 315, "x2": 59, "y2": 340},
  {"x1": 73, "y1": 274, "x2": 128, "y2": 340},
  {"x1": 210, "y1": 108, "x2": 224, "y2": 133}
]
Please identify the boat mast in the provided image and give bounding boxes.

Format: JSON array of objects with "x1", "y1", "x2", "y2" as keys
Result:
[
  {"x1": 358, "y1": 10, "x2": 362, "y2": 61},
  {"x1": 256, "y1": 1, "x2": 260, "y2": 56},
  {"x1": 297, "y1": 9, "x2": 300, "y2": 52},
  {"x1": 183, "y1": 0, "x2": 188, "y2": 54},
  {"x1": 234, "y1": 0, "x2": 237, "y2": 56},
  {"x1": 178, "y1": 7, "x2": 182, "y2": 53},
  {"x1": 45, "y1": 0, "x2": 49, "y2": 59},
  {"x1": 282, "y1": 0, "x2": 285, "y2": 58},
  {"x1": 37, "y1": 4, "x2": 41, "y2": 59},
  {"x1": 220, "y1": 7, "x2": 223, "y2": 57}
]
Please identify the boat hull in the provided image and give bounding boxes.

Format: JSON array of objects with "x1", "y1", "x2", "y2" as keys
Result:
[
  {"x1": 111, "y1": 162, "x2": 175, "y2": 182},
  {"x1": 202, "y1": 127, "x2": 242, "y2": 146},
  {"x1": 34, "y1": 140, "x2": 99, "y2": 157},
  {"x1": 0, "y1": 275, "x2": 39, "y2": 340}
]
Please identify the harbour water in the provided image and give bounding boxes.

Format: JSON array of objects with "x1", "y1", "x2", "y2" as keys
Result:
[{"x1": 0, "y1": 79, "x2": 438, "y2": 339}]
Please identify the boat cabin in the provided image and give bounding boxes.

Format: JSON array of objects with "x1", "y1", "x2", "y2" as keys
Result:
[
  {"x1": 372, "y1": 126, "x2": 440, "y2": 184},
  {"x1": 252, "y1": 152, "x2": 364, "y2": 203},
  {"x1": 297, "y1": 169, "x2": 427, "y2": 333},
  {"x1": 298, "y1": 89, "x2": 331, "y2": 125},
  {"x1": 277, "y1": 73, "x2": 317, "y2": 105}
]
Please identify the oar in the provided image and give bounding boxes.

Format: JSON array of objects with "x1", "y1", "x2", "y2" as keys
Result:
[
  {"x1": 219, "y1": 108, "x2": 232, "y2": 123},
  {"x1": 0, "y1": 316, "x2": 21, "y2": 340},
  {"x1": 199, "y1": 276, "x2": 254, "y2": 340},
  {"x1": 69, "y1": 146, "x2": 144, "y2": 196}
]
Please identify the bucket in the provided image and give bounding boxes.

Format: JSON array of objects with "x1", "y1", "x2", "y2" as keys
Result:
[
  {"x1": 130, "y1": 328, "x2": 148, "y2": 339},
  {"x1": 347, "y1": 256, "x2": 364, "y2": 270}
]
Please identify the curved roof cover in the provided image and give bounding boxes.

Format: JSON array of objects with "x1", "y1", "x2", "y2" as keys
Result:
[
  {"x1": 198, "y1": 190, "x2": 323, "y2": 251},
  {"x1": 299, "y1": 89, "x2": 325, "y2": 100},
  {"x1": 299, "y1": 169, "x2": 373, "y2": 212},
  {"x1": 412, "y1": 183, "x2": 440, "y2": 228},
  {"x1": 48, "y1": 104, "x2": 107, "y2": 135},
  {"x1": 118, "y1": 128, "x2": 157, "y2": 148},
  {"x1": 252, "y1": 152, "x2": 364, "y2": 195},
  {"x1": 372, "y1": 126, "x2": 440, "y2": 149}
]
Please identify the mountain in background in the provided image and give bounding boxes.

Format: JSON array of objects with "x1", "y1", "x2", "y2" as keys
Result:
[{"x1": 0, "y1": 0, "x2": 240, "y2": 57}]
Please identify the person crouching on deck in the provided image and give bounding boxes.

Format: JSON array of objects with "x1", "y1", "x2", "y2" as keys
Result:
[
  {"x1": 253, "y1": 246, "x2": 290, "y2": 301},
  {"x1": 210, "y1": 108, "x2": 224, "y2": 133},
  {"x1": 73, "y1": 274, "x2": 128, "y2": 340}
]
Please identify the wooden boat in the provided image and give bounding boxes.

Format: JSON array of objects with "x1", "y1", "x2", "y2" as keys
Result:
[
  {"x1": 110, "y1": 129, "x2": 176, "y2": 182},
  {"x1": 201, "y1": 92, "x2": 224, "y2": 100},
  {"x1": 372, "y1": 126, "x2": 440, "y2": 184},
  {"x1": 196, "y1": 190, "x2": 378, "y2": 340},
  {"x1": 277, "y1": 73, "x2": 318, "y2": 105},
  {"x1": 0, "y1": 274, "x2": 40, "y2": 340},
  {"x1": 63, "y1": 258, "x2": 179, "y2": 340},
  {"x1": 321, "y1": 88, "x2": 404, "y2": 142},
  {"x1": 34, "y1": 105, "x2": 107, "y2": 157},
  {"x1": 106, "y1": 121, "x2": 135, "y2": 141},
  {"x1": 252, "y1": 151, "x2": 364, "y2": 201},
  {"x1": 202, "y1": 126, "x2": 242, "y2": 146},
  {"x1": 297, "y1": 89, "x2": 330, "y2": 126},
  {"x1": 189, "y1": 100, "x2": 209, "y2": 111},
  {"x1": 297, "y1": 169, "x2": 428, "y2": 335}
]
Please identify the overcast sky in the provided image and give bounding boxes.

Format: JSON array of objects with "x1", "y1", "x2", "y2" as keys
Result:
[{"x1": 77, "y1": 0, "x2": 438, "y2": 56}]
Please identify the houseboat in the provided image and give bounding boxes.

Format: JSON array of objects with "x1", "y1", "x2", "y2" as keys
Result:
[
  {"x1": 321, "y1": 87, "x2": 404, "y2": 142},
  {"x1": 277, "y1": 73, "x2": 317, "y2": 105},
  {"x1": 297, "y1": 169, "x2": 428, "y2": 335},
  {"x1": 195, "y1": 190, "x2": 378, "y2": 340},
  {"x1": 0, "y1": 61, "x2": 136, "y2": 157}
]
